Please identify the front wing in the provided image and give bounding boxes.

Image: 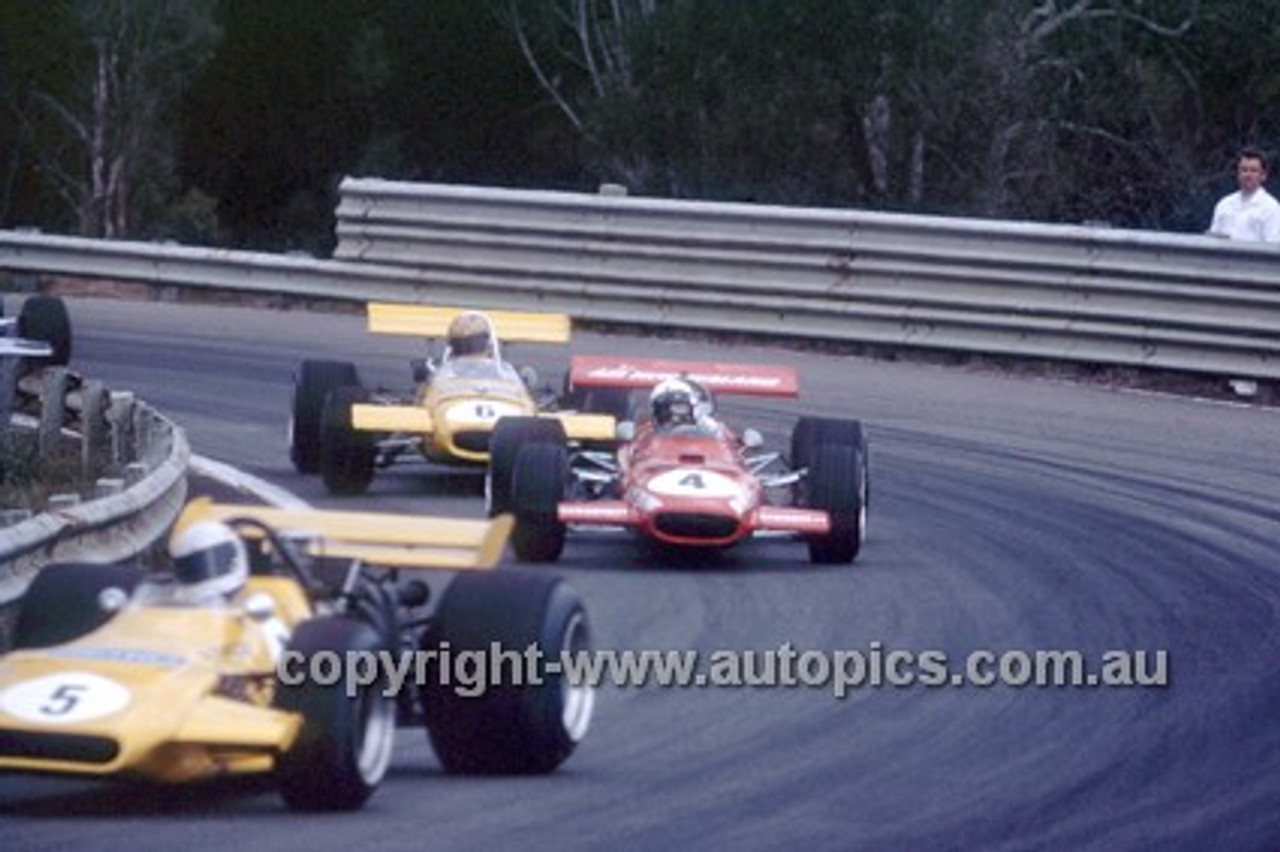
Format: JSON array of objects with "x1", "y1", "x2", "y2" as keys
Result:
[
  {"x1": 558, "y1": 501, "x2": 830, "y2": 535},
  {"x1": 350, "y1": 403, "x2": 616, "y2": 447}
]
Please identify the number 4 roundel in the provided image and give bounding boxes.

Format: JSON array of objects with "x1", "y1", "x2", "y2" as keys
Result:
[{"x1": 647, "y1": 468, "x2": 739, "y2": 498}]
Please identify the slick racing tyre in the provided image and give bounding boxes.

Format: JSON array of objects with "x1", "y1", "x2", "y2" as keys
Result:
[
  {"x1": 422, "y1": 572, "x2": 593, "y2": 775},
  {"x1": 487, "y1": 417, "x2": 566, "y2": 517},
  {"x1": 275, "y1": 616, "x2": 396, "y2": 812},
  {"x1": 18, "y1": 295, "x2": 72, "y2": 369},
  {"x1": 319, "y1": 385, "x2": 377, "y2": 496},
  {"x1": 794, "y1": 418, "x2": 868, "y2": 564},
  {"x1": 290, "y1": 360, "x2": 359, "y2": 474},
  {"x1": 509, "y1": 440, "x2": 568, "y2": 562},
  {"x1": 790, "y1": 416, "x2": 865, "y2": 476}
]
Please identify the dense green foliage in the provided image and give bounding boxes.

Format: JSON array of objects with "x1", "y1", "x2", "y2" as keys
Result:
[{"x1": 1, "y1": 0, "x2": 1276, "y2": 251}]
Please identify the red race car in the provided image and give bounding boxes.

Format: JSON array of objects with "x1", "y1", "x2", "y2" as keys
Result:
[{"x1": 487, "y1": 356, "x2": 868, "y2": 565}]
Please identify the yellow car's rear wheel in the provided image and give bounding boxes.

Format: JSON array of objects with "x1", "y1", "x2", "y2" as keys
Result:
[{"x1": 421, "y1": 572, "x2": 593, "y2": 775}]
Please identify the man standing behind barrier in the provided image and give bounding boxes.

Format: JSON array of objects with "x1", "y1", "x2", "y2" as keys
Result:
[{"x1": 1208, "y1": 147, "x2": 1280, "y2": 242}]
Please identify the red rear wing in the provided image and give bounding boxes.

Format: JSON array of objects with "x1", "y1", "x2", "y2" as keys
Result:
[{"x1": 569, "y1": 356, "x2": 799, "y2": 398}]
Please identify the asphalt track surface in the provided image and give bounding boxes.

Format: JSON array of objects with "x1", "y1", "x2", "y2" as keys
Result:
[{"x1": 4, "y1": 297, "x2": 1280, "y2": 851}]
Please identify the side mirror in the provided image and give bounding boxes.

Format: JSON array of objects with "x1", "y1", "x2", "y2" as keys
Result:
[
  {"x1": 97, "y1": 586, "x2": 130, "y2": 613},
  {"x1": 741, "y1": 428, "x2": 764, "y2": 449},
  {"x1": 615, "y1": 420, "x2": 636, "y2": 442},
  {"x1": 243, "y1": 592, "x2": 277, "y2": 621},
  {"x1": 411, "y1": 358, "x2": 434, "y2": 384},
  {"x1": 518, "y1": 365, "x2": 540, "y2": 389}
]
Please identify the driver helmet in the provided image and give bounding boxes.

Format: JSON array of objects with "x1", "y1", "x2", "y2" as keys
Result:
[
  {"x1": 650, "y1": 378, "x2": 699, "y2": 429},
  {"x1": 169, "y1": 521, "x2": 249, "y2": 601},
  {"x1": 447, "y1": 311, "x2": 495, "y2": 357}
]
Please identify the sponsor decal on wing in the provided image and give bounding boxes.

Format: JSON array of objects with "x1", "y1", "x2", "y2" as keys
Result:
[{"x1": 569, "y1": 356, "x2": 799, "y2": 397}]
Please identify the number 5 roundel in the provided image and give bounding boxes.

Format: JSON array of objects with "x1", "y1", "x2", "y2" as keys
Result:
[{"x1": 1, "y1": 672, "x2": 131, "y2": 724}]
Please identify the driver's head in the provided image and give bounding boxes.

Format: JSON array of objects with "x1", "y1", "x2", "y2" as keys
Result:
[
  {"x1": 169, "y1": 521, "x2": 249, "y2": 600},
  {"x1": 447, "y1": 311, "x2": 494, "y2": 357},
  {"x1": 650, "y1": 378, "x2": 698, "y2": 429}
]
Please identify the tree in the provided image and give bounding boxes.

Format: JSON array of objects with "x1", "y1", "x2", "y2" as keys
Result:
[
  {"x1": 1, "y1": 0, "x2": 218, "y2": 238},
  {"x1": 370, "y1": 0, "x2": 575, "y2": 188},
  {"x1": 180, "y1": 0, "x2": 383, "y2": 252},
  {"x1": 497, "y1": 0, "x2": 662, "y2": 188}
]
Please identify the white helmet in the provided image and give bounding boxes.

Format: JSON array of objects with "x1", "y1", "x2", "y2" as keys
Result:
[{"x1": 169, "y1": 521, "x2": 249, "y2": 601}]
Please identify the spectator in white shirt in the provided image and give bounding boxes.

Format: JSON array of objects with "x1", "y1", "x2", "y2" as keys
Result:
[{"x1": 1208, "y1": 146, "x2": 1280, "y2": 242}]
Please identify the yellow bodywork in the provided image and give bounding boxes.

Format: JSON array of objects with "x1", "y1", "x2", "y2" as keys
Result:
[
  {"x1": 0, "y1": 589, "x2": 304, "y2": 782},
  {"x1": 176, "y1": 499, "x2": 513, "y2": 570},
  {"x1": 0, "y1": 498, "x2": 515, "y2": 783},
  {"x1": 354, "y1": 371, "x2": 537, "y2": 464},
  {"x1": 344, "y1": 304, "x2": 617, "y2": 464}
]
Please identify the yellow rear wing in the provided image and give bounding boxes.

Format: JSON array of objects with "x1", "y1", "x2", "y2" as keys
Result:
[
  {"x1": 175, "y1": 498, "x2": 511, "y2": 571},
  {"x1": 367, "y1": 303, "x2": 571, "y2": 344}
]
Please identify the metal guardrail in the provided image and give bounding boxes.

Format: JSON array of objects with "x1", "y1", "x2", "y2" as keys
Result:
[
  {"x1": 0, "y1": 372, "x2": 189, "y2": 606},
  {"x1": 335, "y1": 179, "x2": 1280, "y2": 379},
  {"x1": 2, "y1": 180, "x2": 1279, "y2": 378}
]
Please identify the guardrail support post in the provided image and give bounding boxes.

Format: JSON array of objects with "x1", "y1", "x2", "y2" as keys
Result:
[
  {"x1": 123, "y1": 462, "x2": 149, "y2": 485},
  {"x1": 80, "y1": 379, "x2": 108, "y2": 480},
  {"x1": 0, "y1": 355, "x2": 13, "y2": 464},
  {"x1": 0, "y1": 316, "x2": 18, "y2": 464},
  {"x1": 38, "y1": 367, "x2": 69, "y2": 457},
  {"x1": 47, "y1": 492, "x2": 80, "y2": 510},
  {"x1": 107, "y1": 391, "x2": 135, "y2": 470}
]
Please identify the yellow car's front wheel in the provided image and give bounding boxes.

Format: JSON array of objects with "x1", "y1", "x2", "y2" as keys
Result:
[{"x1": 275, "y1": 616, "x2": 395, "y2": 811}]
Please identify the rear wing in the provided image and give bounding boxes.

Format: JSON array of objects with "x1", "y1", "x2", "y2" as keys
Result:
[
  {"x1": 568, "y1": 356, "x2": 799, "y2": 398},
  {"x1": 367, "y1": 303, "x2": 571, "y2": 344},
  {"x1": 175, "y1": 498, "x2": 512, "y2": 571}
]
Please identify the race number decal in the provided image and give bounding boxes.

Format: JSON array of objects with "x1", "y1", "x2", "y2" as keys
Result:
[
  {"x1": 443, "y1": 400, "x2": 520, "y2": 425},
  {"x1": 647, "y1": 468, "x2": 739, "y2": 498},
  {"x1": 1, "y1": 672, "x2": 131, "y2": 724}
]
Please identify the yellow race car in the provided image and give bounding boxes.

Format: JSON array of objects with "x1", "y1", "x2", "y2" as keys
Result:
[
  {"x1": 0, "y1": 499, "x2": 594, "y2": 811},
  {"x1": 288, "y1": 303, "x2": 620, "y2": 495}
]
